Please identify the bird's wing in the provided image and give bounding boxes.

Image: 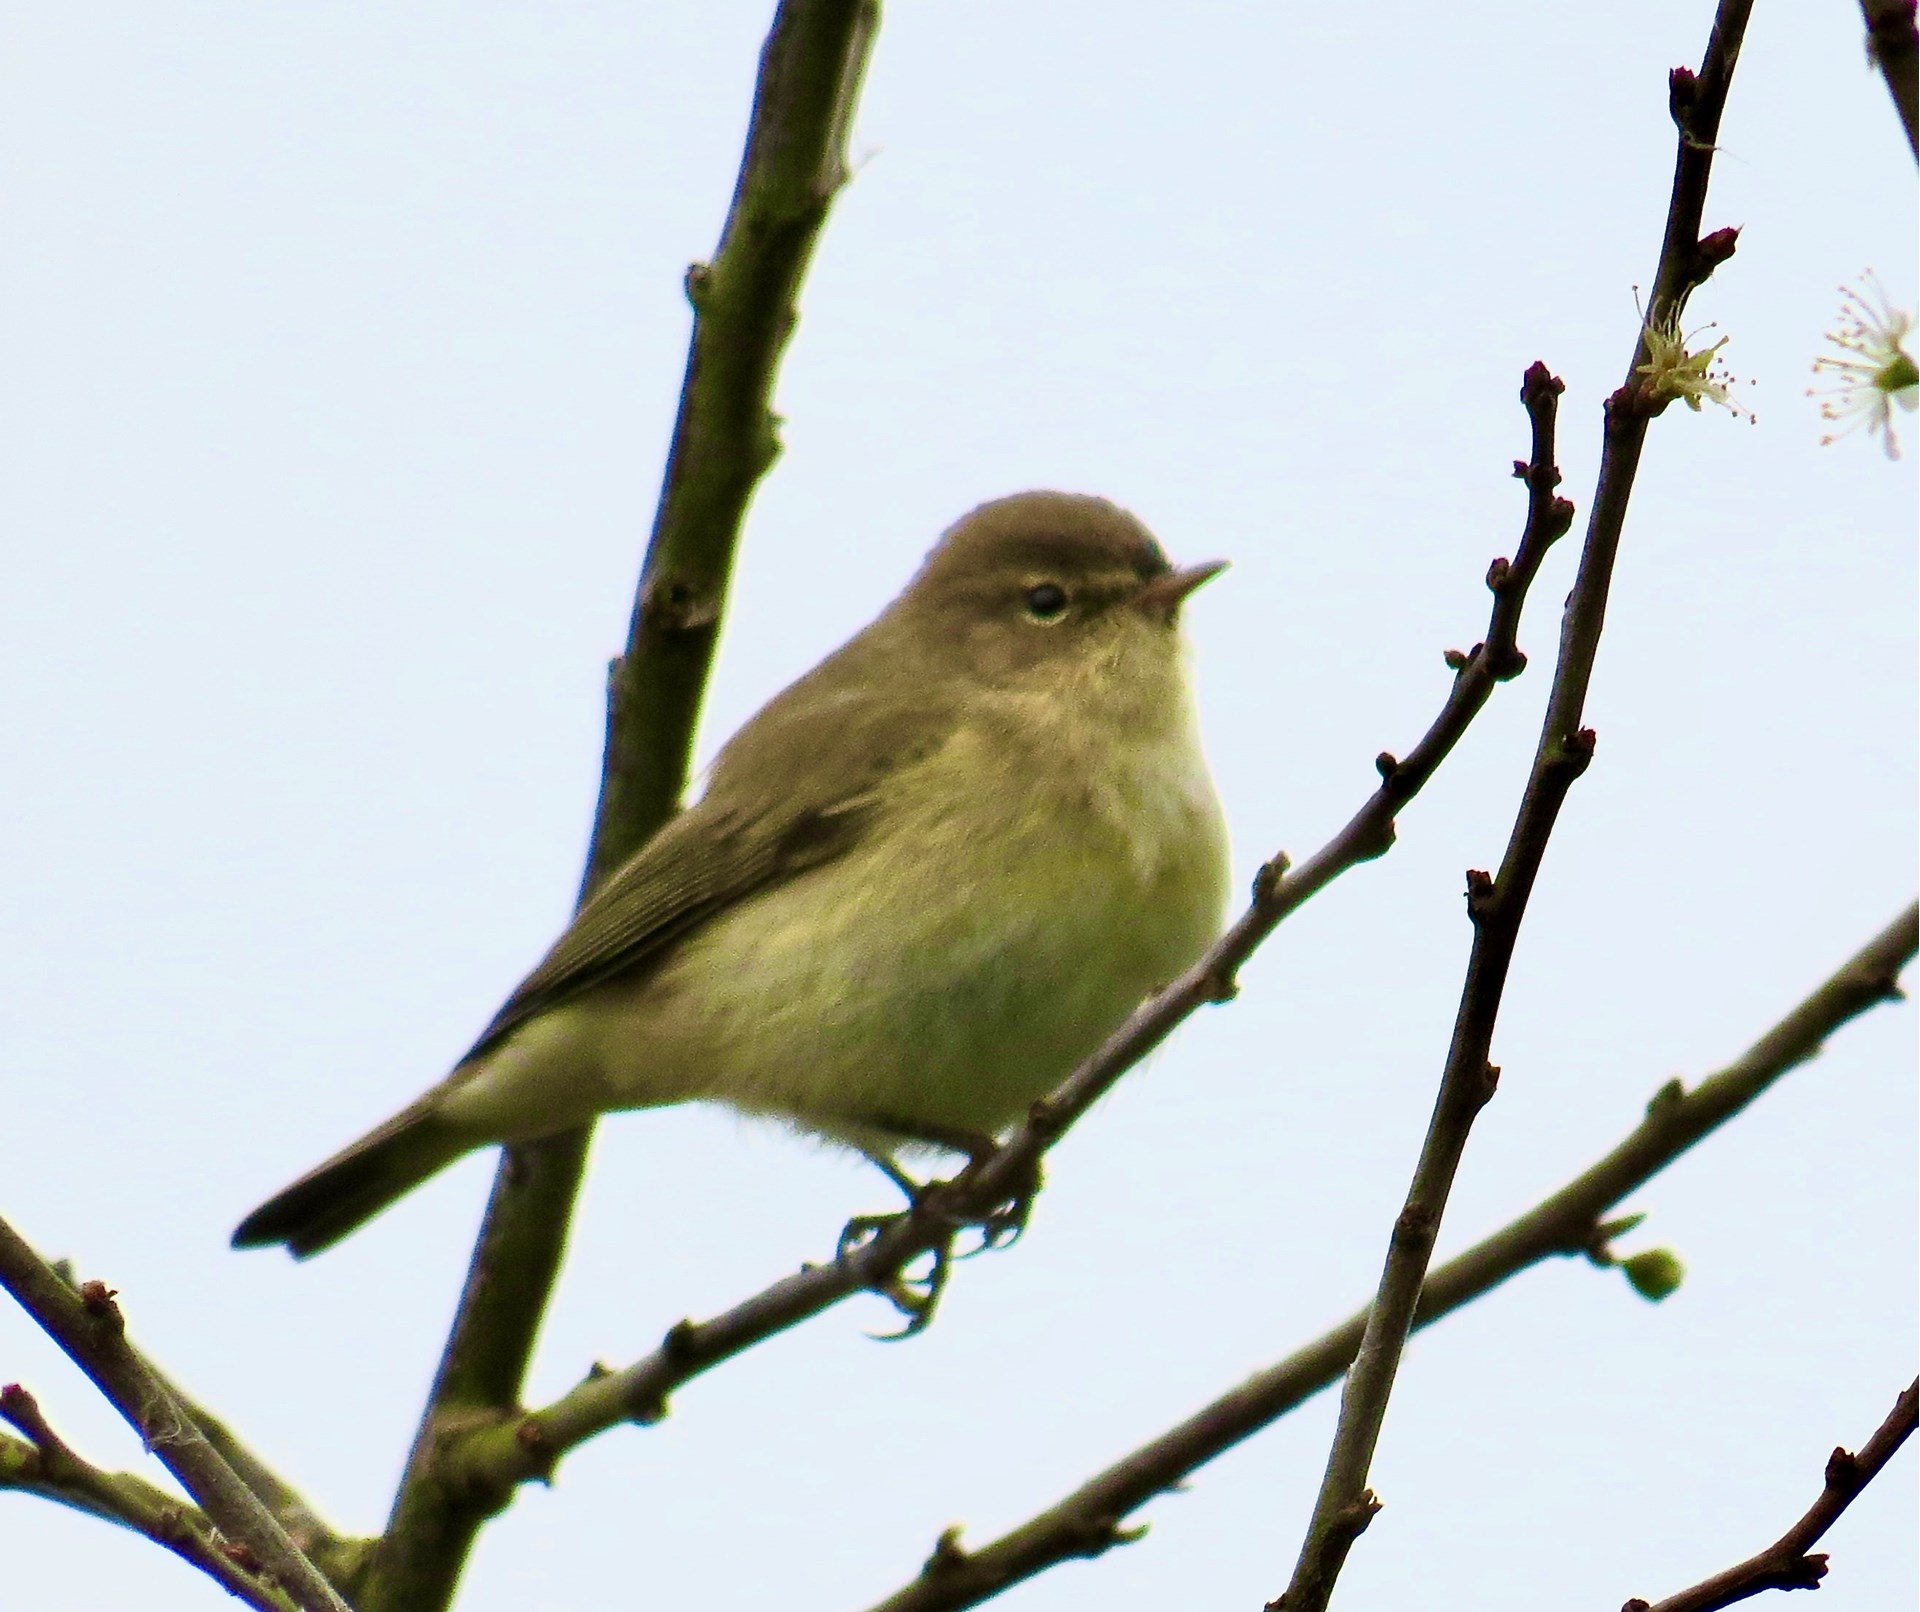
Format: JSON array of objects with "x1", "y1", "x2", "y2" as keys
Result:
[{"x1": 461, "y1": 662, "x2": 951, "y2": 1062}]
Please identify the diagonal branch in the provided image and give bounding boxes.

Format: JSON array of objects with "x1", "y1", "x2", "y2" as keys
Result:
[
  {"x1": 1622, "y1": 1378, "x2": 1919, "y2": 1612},
  {"x1": 437, "y1": 367, "x2": 1577, "y2": 1507},
  {"x1": 151, "y1": 1378, "x2": 369, "y2": 1592},
  {"x1": 1273, "y1": 6, "x2": 1754, "y2": 1606},
  {"x1": 0, "y1": 1253, "x2": 360, "y2": 1586},
  {"x1": 0, "y1": 1224, "x2": 352, "y2": 1612},
  {"x1": 858, "y1": 902, "x2": 1916, "y2": 1612},
  {"x1": 356, "y1": 6, "x2": 883, "y2": 1611},
  {"x1": 1, "y1": 1385, "x2": 298, "y2": 1612},
  {"x1": 1857, "y1": 0, "x2": 1919, "y2": 157}
]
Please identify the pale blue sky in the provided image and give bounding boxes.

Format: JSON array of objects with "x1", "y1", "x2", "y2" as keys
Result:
[{"x1": 2, "y1": 5, "x2": 1914, "y2": 1610}]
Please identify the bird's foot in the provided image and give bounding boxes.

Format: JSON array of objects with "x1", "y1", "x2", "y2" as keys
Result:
[
  {"x1": 949, "y1": 1140, "x2": 1043, "y2": 1258},
  {"x1": 835, "y1": 1128, "x2": 1046, "y2": 1336}
]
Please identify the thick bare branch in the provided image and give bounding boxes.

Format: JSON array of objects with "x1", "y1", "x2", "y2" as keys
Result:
[
  {"x1": 1622, "y1": 1379, "x2": 1918, "y2": 1612},
  {"x1": 1274, "y1": 7, "x2": 1754, "y2": 1606},
  {"x1": 859, "y1": 903, "x2": 1916, "y2": 1612},
  {"x1": 0, "y1": 1223, "x2": 351, "y2": 1612},
  {"x1": 357, "y1": 6, "x2": 883, "y2": 1611},
  {"x1": 1858, "y1": 0, "x2": 1919, "y2": 157}
]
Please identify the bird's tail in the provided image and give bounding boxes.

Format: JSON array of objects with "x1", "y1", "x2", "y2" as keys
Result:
[{"x1": 232, "y1": 1103, "x2": 469, "y2": 1258}]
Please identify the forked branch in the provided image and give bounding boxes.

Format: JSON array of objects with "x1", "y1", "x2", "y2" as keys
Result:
[
  {"x1": 1274, "y1": 5, "x2": 1754, "y2": 1605},
  {"x1": 1621, "y1": 1379, "x2": 1918, "y2": 1612}
]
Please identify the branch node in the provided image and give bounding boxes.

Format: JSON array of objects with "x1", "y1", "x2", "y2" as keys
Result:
[
  {"x1": 1519, "y1": 359, "x2": 1566, "y2": 404},
  {"x1": 1783, "y1": 1553, "x2": 1830, "y2": 1588},
  {"x1": 1696, "y1": 225, "x2": 1740, "y2": 271},
  {"x1": 683, "y1": 261, "x2": 712, "y2": 308},
  {"x1": 1489, "y1": 646, "x2": 1528, "y2": 682},
  {"x1": 1668, "y1": 65, "x2": 1699, "y2": 129},
  {"x1": 511, "y1": 1417, "x2": 556, "y2": 1486},
  {"x1": 1201, "y1": 969, "x2": 1241, "y2": 1005},
  {"x1": 1374, "y1": 751, "x2": 1398, "y2": 781},
  {"x1": 1587, "y1": 1211, "x2": 1647, "y2": 1265},
  {"x1": 78, "y1": 1280, "x2": 124, "y2": 1333},
  {"x1": 1023, "y1": 1098, "x2": 1064, "y2": 1144},
  {"x1": 1393, "y1": 1203, "x2": 1438, "y2": 1245},
  {"x1": 1062, "y1": 1512, "x2": 1136, "y2": 1557},
  {"x1": 1485, "y1": 556, "x2": 1512, "y2": 592},
  {"x1": 1463, "y1": 868, "x2": 1496, "y2": 920},
  {"x1": 1442, "y1": 646, "x2": 1471, "y2": 672},
  {"x1": 1645, "y1": 1076, "x2": 1686, "y2": 1118},
  {"x1": 627, "y1": 1389, "x2": 670, "y2": 1428},
  {"x1": 922, "y1": 1525, "x2": 970, "y2": 1576},
  {"x1": 641, "y1": 573, "x2": 721, "y2": 634},
  {"x1": 652, "y1": 1321, "x2": 701, "y2": 1381},
  {"x1": 1552, "y1": 726, "x2": 1597, "y2": 777},
  {"x1": 1251, "y1": 854, "x2": 1291, "y2": 904}
]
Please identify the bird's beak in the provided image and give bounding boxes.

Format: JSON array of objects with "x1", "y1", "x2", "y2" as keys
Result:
[{"x1": 1138, "y1": 559, "x2": 1229, "y2": 623}]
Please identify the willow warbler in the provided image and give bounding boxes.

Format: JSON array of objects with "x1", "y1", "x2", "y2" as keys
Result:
[{"x1": 234, "y1": 491, "x2": 1229, "y2": 1255}]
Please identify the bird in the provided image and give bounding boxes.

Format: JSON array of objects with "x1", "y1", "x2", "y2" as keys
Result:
[{"x1": 233, "y1": 490, "x2": 1230, "y2": 1257}]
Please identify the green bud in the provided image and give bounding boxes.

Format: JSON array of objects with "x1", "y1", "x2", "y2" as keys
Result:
[{"x1": 1621, "y1": 1249, "x2": 1685, "y2": 1302}]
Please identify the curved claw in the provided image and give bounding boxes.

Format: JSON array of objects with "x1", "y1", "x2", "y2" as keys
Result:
[
  {"x1": 864, "y1": 1241, "x2": 953, "y2": 1339},
  {"x1": 835, "y1": 1210, "x2": 955, "y2": 1335},
  {"x1": 837, "y1": 1143, "x2": 1048, "y2": 1333},
  {"x1": 836, "y1": 1212, "x2": 894, "y2": 1261},
  {"x1": 953, "y1": 1151, "x2": 1044, "y2": 1258}
]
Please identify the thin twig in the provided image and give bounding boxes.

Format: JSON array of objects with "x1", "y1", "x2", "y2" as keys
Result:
[
  {"x1": 1273, "y1": 7, "x2": 1754, "y2": 1607},
  {"x1": 0, "y1": 1223, "x2": 351, "y2": 1612},
  {"x1": 0, "y1": 1385, "x2": 297, "y2": 1612},
  {"x1": 355, "y1": 6, "x2": 882, "y2": 1611},
  {"x1": 437, "y1": 366, "x2": 1577, "y2": 1507},
  {"x1": 5, "y1": 1253, "x2": 360, "y2": 1587},
  {"x1": 1858, "y1": 0, "x2": 1919, "y2": 157},
  {"x1": 856, "y1": 903, "x2": 1915, "y2": 1612},
  {"x1": 1622, "y1": 1379, "x2": 1919, "y2": 1612}
]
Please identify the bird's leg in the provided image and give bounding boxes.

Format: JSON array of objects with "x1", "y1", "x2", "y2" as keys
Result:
[{"x1": 857, "y1": 1149, "x2": 928, "y2": 1205}]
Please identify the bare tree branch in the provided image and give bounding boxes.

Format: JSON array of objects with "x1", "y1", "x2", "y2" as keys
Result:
[
  {"x1": 0, "y1": 1254, "x2": 361, "y2": 1585},
  {"x1": 1622, "y1": 1379, "x2": 1919, "y2": 1612},
  {"x1": 1858, "y1": 0, "x2": 1919, "y2": 156},
  {"x1": 0, "y1": 1223, "x2": 351, "y2": 1612},
  {"x1": 150, "y1": 1379, "x2": 369, "y2": 1593},
  {"x1": 859, "y1": 902, "x2": 1916, "y2": 1612},
  {"x1": 429, "y1": 368, "x2": 1578, "y2": 1508},
  {"x1": 1273, "y1": 6, "x2": 1755, "y2": 1606},
  {"x1": 356, "y1": 6, "x2": 883, "y2": 1611},
  {"x1": 1, "y1": 1385, "x2": 298, "y2": 1612}
]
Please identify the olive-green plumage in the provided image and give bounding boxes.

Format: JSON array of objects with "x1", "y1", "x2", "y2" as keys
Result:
[{"x1": 233, "y1": 491, "x2": 1229, "y2": 1257}]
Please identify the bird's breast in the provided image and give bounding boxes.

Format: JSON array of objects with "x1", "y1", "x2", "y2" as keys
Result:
[{"x1": 630, "y1": 703, "x2": 1228, "y2": 1141}]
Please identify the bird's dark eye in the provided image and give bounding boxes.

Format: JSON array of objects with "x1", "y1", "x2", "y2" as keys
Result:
[{"x1": 1023, "y1": 582, "x2": 1069, "y2": 622}]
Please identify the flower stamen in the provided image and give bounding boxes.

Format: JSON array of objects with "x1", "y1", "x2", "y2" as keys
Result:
[{"x1": 1808, "y1": 271, "x2": 1917, "y2": 460}]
